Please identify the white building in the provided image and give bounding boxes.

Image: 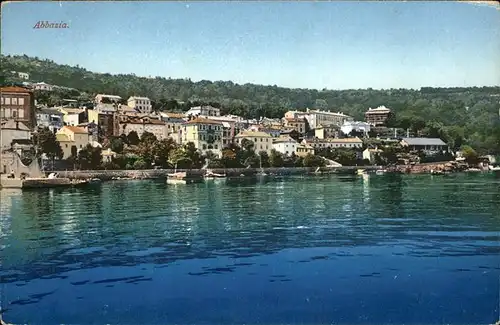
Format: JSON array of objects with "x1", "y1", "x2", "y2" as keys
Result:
[
  {"x1": 95, "y1": 94, "x2": 122, "y2": 104},
  {"x1": 340, "y1": 121, "x2": 371, "y2": 136},
  {"x1": 304, "y1": 109, "x2": 352, "y2": 129},
  {"x1": 17, "y1": 72, "x2": 30, "y2": 80},
  {"x1": 186, "y1": 105, "x2": 221, "y2": 117},
  {"x1": 36, "y1": 108, "x2": 64, "y2": 133},
  {"x1": 127, "y1": 96, "x2": 152, "y2": 114},
  {"x1": 33, "y1": 82, "x2": 54, "y2": 91},
  {"x1": 58, "y1": 107, "x2": 85, "y2": 126},
  {"x1": 302, "y1": 137, "x2": 364, "y2": 150},
  {"x1": 272, "y1": 137, "x2": 298, "y2": 156}
]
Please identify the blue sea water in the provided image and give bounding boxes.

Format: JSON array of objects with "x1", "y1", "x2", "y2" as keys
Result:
[{"x1": 0, "y1": 173, "x2": 499, "y2": 324}]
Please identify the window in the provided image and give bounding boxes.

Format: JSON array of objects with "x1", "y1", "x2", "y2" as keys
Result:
[
  {"x1": 203, "y1": 144, "x2": 207, "y2": 149},
  {"x1": 19, "y1": 110, "x2": 24, "y2": 118},
  {"x1": 12, "y1": 110, "x2": 17, "y2": 118},
  {"x1": 0, "y1": 98, "x2": 3, "y2": 105},
  {"x1": 12, "y1": 98, "x2": 18, "y2": 105},
  {"x1": 18, "y1": 98, "x2": 24, "y2": 105},
  {"x1": 65, "y1": 144, "x2": 68, "y2": 148},
  {"x1": 5, "y1": 98, "x2": 11, "y2": 105},
  {"x1": 214, "y1": 145, "x2": 218, "y2": 149}
]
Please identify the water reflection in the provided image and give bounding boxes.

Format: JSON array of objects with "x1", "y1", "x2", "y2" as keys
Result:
[{"x1": 1, "y1": 175, "x2": 498, "y2": 285}]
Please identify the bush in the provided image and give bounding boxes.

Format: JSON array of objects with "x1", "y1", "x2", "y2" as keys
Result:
[{"x1": 133, "y1": 159, "x2": 147, "y2": 170}]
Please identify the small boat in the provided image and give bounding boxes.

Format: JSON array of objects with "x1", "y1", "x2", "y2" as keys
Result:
[
  {"x1": 167, "y1": 171, "x2": 202, "y2": 184},
  {"x1": 357, "y1": 169, "x2": 366, "y2": 176},
  {"x1": 430, "y1": 170, "x2": 445, "y2": 175},
  {"x1": 489, "y1": 165, "x2": 500, "y2": 171},
  {"x1": 466, "y1": 168, "x2": 482, "y2": 173},
  {"x1": 167, "y1": 178, "x2": 188, "y2": 185},
  {"x1": 204, "y1": 169, "x2": 226, "y2": 179},
  {"x1": 375, "y1": 170, "x2": 386, "y2": 175},
  {"x1": 71, "y1": 179, "x2": 89, "y2": 187}
]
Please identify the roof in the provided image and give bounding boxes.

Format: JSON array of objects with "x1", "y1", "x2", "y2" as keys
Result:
[
  {"x1": 285, "y1": 117, "x2": 304, "y2": 122},
  {"x1": 118, "y1": 105, "x2": 137, "y2": 112},
  {"x1": 235, "y1": 130, "x2": 273, "y2": 138},
  {"x1": 128, "y1": 96, "x2": 150, "y2": 101},
  {"x1": 95, "y1": 103, "x2": 117, "y2": 112},
  {"x1": 96, "y1": 94, "x2": 122, "y2": 99},
  {"x1": 122, "y1": 117, "x2": 165, "y2": 125},
  {"x1": 0, "y1": 86, "x2": 32, "y2": 93},
  {"x1": 185, "y1": 117, "x2": 222, "y2": 125},
  {"x1": 38, "y1": 108, "x2": 63, "y2": 115},
  {"x1": 273, "y1": 137, "x2": 297, "y2": 144},
  {"x1": 401, "y1": 137, "x2": 447, "y2": 146},
  {"x1": 0, "y1": 120, "x2": 30, "y2": 131},
  {"x1": 161, "y1": 112, "x2": 186, "y2": 119},
  {"x1": 62, "y1": 125, "x2": 88, "y2": 134},
  {"x1": 326, "y1": 137, "x2": 363, "y2": 143},
  {"x1": 11, "y1": 139, "x2": 33, "y2": 145},
  {"x1": 56, "y1": 134, "x2": 71, "y2": 142},
  {"x1": 60, "y1": 107, "x2": 85, "y2": 114},
  {"x1": 366, "y1": 106, "x2": 391, "y2": 114}
]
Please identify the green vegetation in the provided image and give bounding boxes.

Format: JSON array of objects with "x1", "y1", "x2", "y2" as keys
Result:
[{"x1": 2, "y1": 54, "x2": 499, "y2": 155}]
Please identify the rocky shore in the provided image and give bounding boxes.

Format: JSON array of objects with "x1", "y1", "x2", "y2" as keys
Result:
[{"x1": 387, "y1": 161, "x2": 471, "y2": 174}]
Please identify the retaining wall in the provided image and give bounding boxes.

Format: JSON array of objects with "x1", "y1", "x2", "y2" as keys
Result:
[{"x1": 53, "y1": 166, "x2": 382, "y2": 180}]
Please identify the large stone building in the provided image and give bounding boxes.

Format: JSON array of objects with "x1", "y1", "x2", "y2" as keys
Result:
[
  {"x1": 234, "y1": 130, "x2": 274, "y2": 155},
  {"x1": 127, "y1": 96, "x2": 152, "y2": 114},
  {"x1": 94, "y1": 94, "x2": 122, "y2": 104},
  {"x1": 186, "y1": 105, "x2": 221, "y2": 117},
  {"x1": 365, "y1": 106, "x2": 392, "y2": 126},
  {"x1": 285, "y1": 109, "x2": 352, "y2": 129},
  {"x1": 182, "y1": 117, "x2": 224, "y2": 156},
  {"x1": 56, "y1": 126, "x2": 92, "y2": 159},
  {"x1": 0, "y1": 86, "x2": 36, "y2": 129},
  {"x1": 119, "y1": 116, "x2": 166, "y2": 140},
  {"x1": 0, "y1": 120, "x2": 31, "y2": 150},
  {"x1": 283, "y1": 117, "x2": 306, "y2": 134}
]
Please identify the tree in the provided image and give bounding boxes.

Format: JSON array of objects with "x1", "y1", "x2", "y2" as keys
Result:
[
  {"x1": 33, "y1": 127, "x2": 63, "y2": 164},
  {"x1": 152, "y1": 138, "x2": 177, "y2": 168},
  {"x1": 220, "y1": 144, "x2": 243, "y2": 168},
  {"x1": 127, "y1": 131, "x2": 140, "y2": 146},
  {"x1": 204, "y1": 150, "x2": 223, "y2": 168},
  {"x1": 461, "y1": 145, "x2": 479, "y2": 165},
  {"x1": 110, "y1": 137, "x2": 124, "y2": 154},
  {"x1": 133, "y1": 159, "x2": 147, "y2": 169},
  {"x1": 379, "y1": 145, "x2": 401, "y2": 165},
  {"x1": 77, "y1": 144, "x2": 102, "y2": 170},
  {"x1": 140, "y1": 131, "x2": 157, "y2": 144},
  {"x1": 302, "y1": 153, "x2": 325, "y2": 167},
  {"x1": 269, "y1": 149, "x2": 284, "y2": 167},
  {"x1": 258, "y1": 151, "x2": 270, "y2": 168}
]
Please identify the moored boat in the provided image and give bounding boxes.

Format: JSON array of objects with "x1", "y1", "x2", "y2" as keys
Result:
[{"x1": 204, "y1": 169, "x2": 226, "y2": 179}]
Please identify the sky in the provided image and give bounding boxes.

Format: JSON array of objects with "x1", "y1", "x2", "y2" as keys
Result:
[{"x1": 1, "y1": 1, "x2": 499, "y2": 90}]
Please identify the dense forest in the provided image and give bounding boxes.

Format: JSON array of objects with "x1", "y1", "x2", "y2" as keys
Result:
[{"x1": 1, "y1": 54, "x2": 499, "y2": 154}]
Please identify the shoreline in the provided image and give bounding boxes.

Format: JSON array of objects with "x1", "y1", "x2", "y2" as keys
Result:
[{"x1": 47, "y1": 161, "x2": 483, "y2": 181}]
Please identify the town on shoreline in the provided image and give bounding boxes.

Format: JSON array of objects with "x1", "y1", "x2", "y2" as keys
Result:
[{"x1": 1, "y1": 61, "x2": 499, "y2": 182}]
